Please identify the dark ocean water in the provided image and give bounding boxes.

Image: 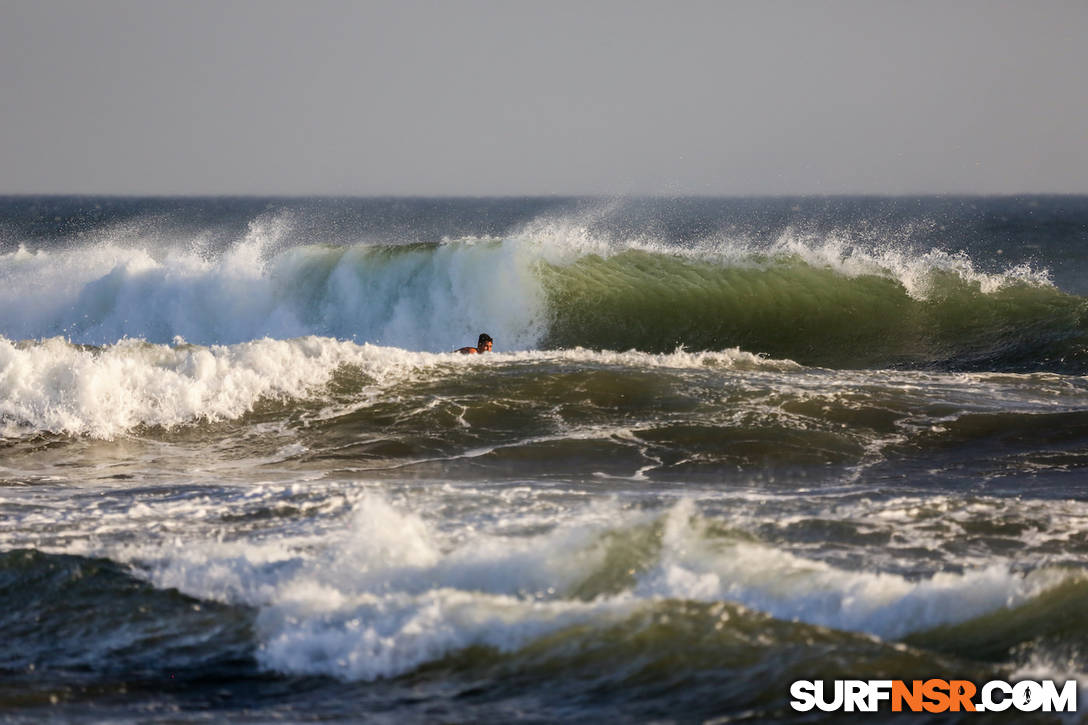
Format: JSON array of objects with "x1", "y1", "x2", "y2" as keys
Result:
[{"x1": 2, "y1": 196, "x2": 1088, "y2": 722}]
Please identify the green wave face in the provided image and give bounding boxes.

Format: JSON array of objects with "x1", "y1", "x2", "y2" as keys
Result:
[{"x1": 538, "y1": 250, "x2": 1088, "y2": 371}]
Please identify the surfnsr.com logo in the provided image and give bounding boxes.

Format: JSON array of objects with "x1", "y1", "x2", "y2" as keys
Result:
[{"x1": 790, "y1": 679, "x2": 1078, "y2": 713}]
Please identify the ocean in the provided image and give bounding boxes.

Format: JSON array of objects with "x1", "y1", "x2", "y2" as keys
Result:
[{"x1": 2, "y1": 196, "x2": 1088, "y2": 722}]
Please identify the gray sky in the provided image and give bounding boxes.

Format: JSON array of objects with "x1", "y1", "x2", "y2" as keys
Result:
[{"x1": 2, "y1": 0, "x2": 1086, "y2": 195}]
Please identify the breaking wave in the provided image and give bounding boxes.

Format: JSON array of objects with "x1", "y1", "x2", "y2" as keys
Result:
[
  {"x1": 1, "y1": 216, "x2": 1084, "y2": 372},
  {"x1": 54, "y1": 496, "x2": 1080, "y2": 682}
]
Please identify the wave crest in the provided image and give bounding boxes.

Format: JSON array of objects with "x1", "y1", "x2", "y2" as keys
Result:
[{"x1": 1, "y1": 225, "x2": 1083, "y2": 372}]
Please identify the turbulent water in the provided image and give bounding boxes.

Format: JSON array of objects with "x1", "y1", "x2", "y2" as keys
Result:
[{"x1": 2, "y1": 196, "x2": 1088, "y2": 722}]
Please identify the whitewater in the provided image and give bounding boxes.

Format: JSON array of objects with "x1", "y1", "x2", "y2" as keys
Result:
[{"x1": 2, "y1": 196, "x2": 1088, "y2": 722}]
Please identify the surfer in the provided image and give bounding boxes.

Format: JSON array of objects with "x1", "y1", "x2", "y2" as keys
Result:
[{"x1": 457, "y1": 333, "x2": 493, "y2": 354}]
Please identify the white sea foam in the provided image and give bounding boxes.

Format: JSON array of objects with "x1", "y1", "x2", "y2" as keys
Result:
[
  {"x1": 0, "y1": 336, "x2": 413, "y2": 438},
  {"x1": 131, "y1": 495, "x2": 639, "y2": 680},
  {"x1": 0, "y1": 229, "x2": 546, "y2": 351},
  {"x1": 0, "y1": 336, "x2": 795, "y2": 438},
  {"x1": 105, "y1": 495, "x2": 1076, "y2": 681}
]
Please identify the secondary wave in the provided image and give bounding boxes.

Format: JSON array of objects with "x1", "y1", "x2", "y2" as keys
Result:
[{"x1": 105, "y1": 496, "x2": 1083, "y2": 682}]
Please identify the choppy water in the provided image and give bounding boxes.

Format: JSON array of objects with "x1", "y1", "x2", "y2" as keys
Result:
[{"x1": 2, "y1": 196, "x2": 1088, "y2": 722}]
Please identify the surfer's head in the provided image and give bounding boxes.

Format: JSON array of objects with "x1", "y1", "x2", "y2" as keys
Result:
[{"x1": 477, "y1": 333, "x2": 493, "y2": 352}]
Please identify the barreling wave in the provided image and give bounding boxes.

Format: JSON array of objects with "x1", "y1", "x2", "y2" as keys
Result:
[{"x1": 1, "y1": 219, "x2": 1086, "y2": 372}]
